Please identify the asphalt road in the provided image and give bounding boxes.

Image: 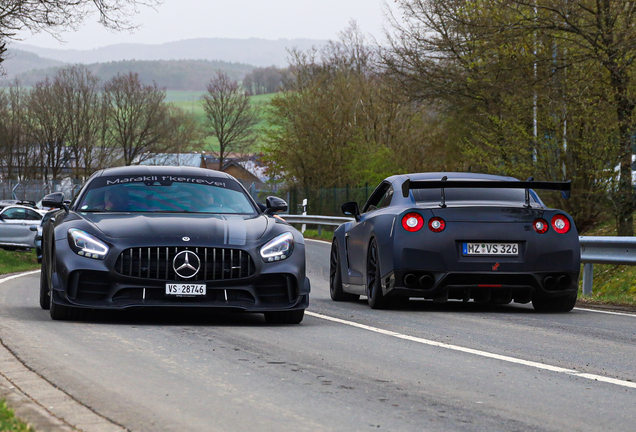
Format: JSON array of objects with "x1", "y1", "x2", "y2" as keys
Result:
[{"x1": 1, "y1": 238, "x2": 636, "y2": 431}]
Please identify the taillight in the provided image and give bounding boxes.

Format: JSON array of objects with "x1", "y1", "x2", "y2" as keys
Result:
[
  {"x1": 402, "y1": 213, "x2": 424, "y2": 232},
  {"x1": 428, "y1": 217, "x2": 446, "y2": 233},
  {"x1": 533, "y1": 218, "x2": 549, "y2": 234},
  {"x1": 551, "y1": 214, "x2": 571, "y2": 234}
]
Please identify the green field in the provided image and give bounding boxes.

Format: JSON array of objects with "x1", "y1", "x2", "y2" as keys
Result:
[{"x1": 167, "y1": 92, "x2": 276, "y2": 153}]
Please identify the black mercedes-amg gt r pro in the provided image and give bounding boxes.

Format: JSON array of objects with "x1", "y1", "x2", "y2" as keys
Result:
[
  {"x1": 330, "y1": 173, "x2": 579, "y2": 312},
  {"x1": 39, "y1": 166, "x2": 309, "y2": 323}
]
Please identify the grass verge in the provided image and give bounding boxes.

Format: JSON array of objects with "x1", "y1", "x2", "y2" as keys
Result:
[
  {"x1": 0, "y1": 249, "x2": 39, "y2": 276},
  {"x1": 578, "y1": 217, "x2": 636, "y2": 307},
  {"x1": 0, "y1": 400, "x2": 33, "y2": 432},
  {"x1": 299, "y1": 228, "x2": 334, "y2": 242}
]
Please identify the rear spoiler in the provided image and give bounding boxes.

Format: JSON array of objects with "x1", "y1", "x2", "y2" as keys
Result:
[{"x1": 401, "y1": 177, "x2": 571, "y2": 208}]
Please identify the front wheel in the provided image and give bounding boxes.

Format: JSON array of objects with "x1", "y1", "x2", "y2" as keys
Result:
[
  {"x1": 264, "y1": 309, "x2": 305, "y2": 324},
  {"x1": 532, "y1": 294, "x2": 577, "y2": 312},
  {"x1": 330, "y1": 239, "x2": 359, "y2": 302},
  {"x1": 366, "y1": 238, "x2": 390, "y2": 309}
]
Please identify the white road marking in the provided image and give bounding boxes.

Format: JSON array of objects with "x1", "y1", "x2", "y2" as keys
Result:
[
  {"x1": 574, "y1": 307, "x2": 636, "y2": 317},
  {"x1": 306, "y1": 311, "x2": 636, "y2": 390},
  {"x1": 0, "y1": 270, "x2": 40, "y2": 285},
  {"x1": 305, "y1": 238, "x2": 331, "y2": 245}
]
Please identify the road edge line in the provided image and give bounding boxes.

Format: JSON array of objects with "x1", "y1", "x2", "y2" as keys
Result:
[{"x1": 306, "y1": 311, "x2": 636, "y2": 390}]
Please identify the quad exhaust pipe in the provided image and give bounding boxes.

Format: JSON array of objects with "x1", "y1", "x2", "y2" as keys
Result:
[
  {"x1": 543, "y1": 274, "x2": 572, "y2": 291},
  {"x1": 404, "y1": 273, "x2": 434, "y2": 289}
]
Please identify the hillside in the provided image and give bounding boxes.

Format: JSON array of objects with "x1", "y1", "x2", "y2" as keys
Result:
[
  {"x1": 12, "y1": 37, "x2": 326, "y2": 67},
  {"x1": 2, "y1": 59, "x2": 257, "y2": 90},
  {"x1": 1, "y1": 48, "x2": 67, "y2": 78}
]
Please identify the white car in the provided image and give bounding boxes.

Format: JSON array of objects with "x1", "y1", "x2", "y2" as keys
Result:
[{"x1": 0, "y1": 204, "x2": 43, "y2": 250}]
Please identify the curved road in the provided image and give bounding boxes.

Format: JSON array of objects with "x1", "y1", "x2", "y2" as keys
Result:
[{"x1": 1, "y1": 239, "x2": 636, "y2": 431}]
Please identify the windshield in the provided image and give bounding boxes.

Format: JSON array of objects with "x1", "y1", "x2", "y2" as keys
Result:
[
  {"x1": 413, "y1": 188, "x2": 539, "y2": 206},
  {"x1": 77, "y1": 175, "x2": 257, "y2": 215}
]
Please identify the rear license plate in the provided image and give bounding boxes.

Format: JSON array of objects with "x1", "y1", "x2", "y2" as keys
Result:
[
  {"x1": 463, "y1": 243, "x2": 519, "y2": 256},
  {"x1": 165, "y1": 283, "x2": 206, "y2": 296}
]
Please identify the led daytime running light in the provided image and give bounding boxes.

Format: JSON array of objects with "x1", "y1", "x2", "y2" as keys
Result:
[
  {"x1": 260, "y1": 232, "x2": 294, "y2": 262},
  {"x1": 68, "y1": 228, "x2": 109, "y2": 259}
]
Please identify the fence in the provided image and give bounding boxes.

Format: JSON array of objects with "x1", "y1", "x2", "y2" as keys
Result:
[
  {"x1": 0, "y1": 179, "x2": 82, "y2": 203},
  {"x1": 245, "y1": 184, "x2": 373, "y2": 216}
]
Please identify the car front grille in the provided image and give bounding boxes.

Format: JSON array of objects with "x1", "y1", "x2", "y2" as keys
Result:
[{"x1": 115, "y1": 247, "x2": 255, "y2": 281}]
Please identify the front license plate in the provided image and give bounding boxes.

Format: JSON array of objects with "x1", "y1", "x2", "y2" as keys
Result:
[
  {"x1": 463, "y1": 243, "x2": 519, "y2": 256},
  {"x1": 165, "y1": 283, "x2": 206, "y2": 296}
]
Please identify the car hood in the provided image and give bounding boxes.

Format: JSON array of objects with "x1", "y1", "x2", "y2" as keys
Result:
[{"x1": 78, "y1": 212, "x2": 269, "y2": 245}]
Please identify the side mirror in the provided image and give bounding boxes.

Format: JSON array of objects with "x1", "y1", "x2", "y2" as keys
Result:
[
  {"x1": 342, "y1": 201, "x2": 360, "y2": 220},
  {"x1": 265, "y1": 196, "x2": 288, "y2": 214},
  {"x1": 42, "y1": 192, "x2": 65, "y2": 209}
]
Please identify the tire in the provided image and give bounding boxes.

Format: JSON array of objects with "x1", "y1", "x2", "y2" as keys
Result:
[
  {"x1": 366, "y1": 238, "x2": 390, "y2": 309},
  {"x1": 532, "y1": 294, "x2": 577, "y2": 312},
  {"x1": 39, "y1": 261, "x2": 50, "y2": 310},
  {"x1": 264, "y1": 309, "x2": 305, "y2": 324},
  {"x1": 329, "y1": 239, "x2": 359, "y2": 302}
]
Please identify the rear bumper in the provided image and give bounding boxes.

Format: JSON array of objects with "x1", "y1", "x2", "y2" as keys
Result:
[{"x1": 382, "y1": 269, "x2": 578, "y2": 302}]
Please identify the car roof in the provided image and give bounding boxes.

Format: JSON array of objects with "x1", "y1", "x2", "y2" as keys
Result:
[
  {"x1": 385, "y1": 172, "x2": 520, "y2": 184},
  {"x1": 93, "y1": 165, "x2": 233, "y2": 179},
  {"x1": 0, "y1": 204, "x2": 42, "y2": 212}
]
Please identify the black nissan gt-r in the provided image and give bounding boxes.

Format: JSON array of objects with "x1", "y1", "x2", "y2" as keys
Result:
[
  {"x1": 330, "y1": 172, "x2": 579, "y2": 312},
  {"x1": 39, "y1": 166, "x2": 309, "y2": 323}
]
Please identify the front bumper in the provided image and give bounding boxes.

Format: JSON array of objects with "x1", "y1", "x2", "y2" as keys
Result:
[{"x1": 51, "y1": 240, "x2": 309, "y2": 312}]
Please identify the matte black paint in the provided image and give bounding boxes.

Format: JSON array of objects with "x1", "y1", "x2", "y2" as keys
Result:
[
  {"x1": 42, "y1": 166, "x2": 309, "y2": 315},
  {"x1": 333, "y1": 172, "x2": 580, "y2": 308}
]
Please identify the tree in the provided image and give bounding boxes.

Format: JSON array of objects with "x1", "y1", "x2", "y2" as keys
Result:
[
  {"x1": 55, "y1": 65, "x2": 114, "y2": 179},
  {"x1": 26, "y1": 76, "x2": 69, "y2": 180},
  {"x1": 242, "y1": 66, "x2": 283, "y2": 95},
  {"x1": 382, "y1": 0, "x2": 634, "y2": 233},
  {"x1": 103, "y1": 72, "x2": 171, "y2": 165},
  {"x1": 201, "y1": 71, "x2": 259, "y2": 169},
  {"x1": 264, "y1": 22, "x2": 456, "y2": 191},
  {"x1": 0, "y1": 0, "x2": 161, "y2": 65}
]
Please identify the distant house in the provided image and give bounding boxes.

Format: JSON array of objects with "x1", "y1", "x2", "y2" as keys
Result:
[
  {"x1": 201, "y1": 154, "x2": 266, "y2": 190},
  {"x1": 139, "y1": 152, "x2": 267, "y2": 190}
]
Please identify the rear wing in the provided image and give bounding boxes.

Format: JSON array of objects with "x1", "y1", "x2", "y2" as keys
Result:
[{"x1": 401, "y1": 177, "x2": 571, "y2": 208}]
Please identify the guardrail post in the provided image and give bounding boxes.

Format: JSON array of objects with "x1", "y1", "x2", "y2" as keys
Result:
[
  {"x1": 301, "y1": 199, "x2": 307, "y2": 234},
  {"x1": 582, "y1": 263, "x2": 594, "y2": 296}
]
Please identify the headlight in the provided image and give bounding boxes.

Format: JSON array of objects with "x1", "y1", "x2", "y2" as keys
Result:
[
  {"x1": 260, "y1": 232, "x2": 294, "y2": 262},
  {"x1": 68, "y1": 229, "x2": 109, "y2": 259}
]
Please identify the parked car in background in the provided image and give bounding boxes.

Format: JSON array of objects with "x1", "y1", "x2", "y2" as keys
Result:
[
  {"x1": 330, "y1": 172, "x2": 579, "y2": 312},
  {"x1": 0, "y1": 204, "x2": 43, "y2": 250}
]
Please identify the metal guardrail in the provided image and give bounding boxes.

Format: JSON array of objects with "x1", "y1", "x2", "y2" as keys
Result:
[
  {"x1": 283, "y1": 215, "x2": 354, "y2": 226},
  {"x1": 283, "y1": 214, "x2": 354, "y2": 236},
  {"x1": 580, "y1": 236, "x2": 636, "y2": 295},
  {"x1": 285, "y1": 215, "x2": 636, "y2": 295}
]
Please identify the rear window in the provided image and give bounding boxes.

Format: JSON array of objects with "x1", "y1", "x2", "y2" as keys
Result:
[
  {"x1": 76, "y1": 175, "x2": 257, "y2": 215},
  {"x1": 413, "y1": 188, "x2": 538, "y2": 206}
]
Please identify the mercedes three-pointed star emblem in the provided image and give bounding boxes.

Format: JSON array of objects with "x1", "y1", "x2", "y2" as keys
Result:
[{"x1": 173, "y1": 250, "x2": 201, "y2": 279}]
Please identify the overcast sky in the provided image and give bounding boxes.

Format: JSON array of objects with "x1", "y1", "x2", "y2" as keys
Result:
[{"x1": 17, "y1": 0, "x2": 398, "y2": 50}]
